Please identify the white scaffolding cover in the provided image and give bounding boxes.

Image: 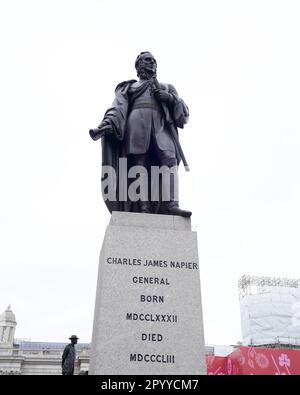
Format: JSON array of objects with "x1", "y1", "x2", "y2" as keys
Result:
[{"x1": 240, "y1": 286, "x2": 300, "y2": 346}]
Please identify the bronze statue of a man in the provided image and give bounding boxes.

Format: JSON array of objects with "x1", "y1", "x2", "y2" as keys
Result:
[
  {"x1": 61, "y1": 335, "x2": 78, "y2": 375},
  {"x1": 90, "y1": 52, "x2": 191, "y2": 217}
]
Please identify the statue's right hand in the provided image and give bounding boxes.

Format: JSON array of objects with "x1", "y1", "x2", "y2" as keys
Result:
[
  {"x1": 98, "y1": 120, "x2": 113, "y2": 135},
  {"x1": 89, "y1": 122, "x2": 113, "y2": 141},
  {"x1": 89, "y1": 128, "x2": 103, "y2": 140}
]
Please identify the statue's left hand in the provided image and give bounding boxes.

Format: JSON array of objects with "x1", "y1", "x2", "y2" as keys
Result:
[{"x1": 153, "y1": 89, "x2": 174, "y2": 103}]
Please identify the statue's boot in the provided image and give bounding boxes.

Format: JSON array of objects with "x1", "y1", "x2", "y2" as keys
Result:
[
  {"x1": 164, "y1": 168, "x2": 192, "y2": 217},
  {"x1": 166, "y1": 202, "x2": 192, "y2": 217}
]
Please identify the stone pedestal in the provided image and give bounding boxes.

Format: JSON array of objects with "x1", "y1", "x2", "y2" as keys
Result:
[{"x1": 89, "y1": 212, "x2": 206, "y2": 375}]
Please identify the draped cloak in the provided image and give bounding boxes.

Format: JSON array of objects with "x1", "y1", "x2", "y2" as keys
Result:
[{"x1": 100, "y1": 79, "x2": 189, "y2": 214}]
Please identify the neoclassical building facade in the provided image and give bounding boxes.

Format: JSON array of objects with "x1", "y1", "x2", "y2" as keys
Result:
[{"x1": 0, "y1": 306, "x2": 90, "y2": 375}]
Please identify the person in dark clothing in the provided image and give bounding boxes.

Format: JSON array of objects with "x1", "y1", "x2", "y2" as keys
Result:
[{"x1": 62, "y1": 335, "x2": 78, "y2": 375}]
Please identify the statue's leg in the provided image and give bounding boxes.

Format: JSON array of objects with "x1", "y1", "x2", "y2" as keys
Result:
[
  {"x1": 158, "y1": 150, "x2": 192, "y2": 217},
  {"x1": 129, "y1": 154, "x2": 150, "y2": 213}
]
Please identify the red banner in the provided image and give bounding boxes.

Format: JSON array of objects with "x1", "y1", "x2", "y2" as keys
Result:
[
  {"x1": 227, "y1": 346, "x2": 300, "y2": 375},
  {"x1": 206, "y1": 356, "x2": 227, "y2": 375}
]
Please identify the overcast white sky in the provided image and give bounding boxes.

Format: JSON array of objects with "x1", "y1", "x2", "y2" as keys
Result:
[{"x1": 1, "y1": 0, "x2": 300, "y2": 346}]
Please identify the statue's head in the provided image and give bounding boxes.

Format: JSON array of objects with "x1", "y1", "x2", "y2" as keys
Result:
[
  {"x1": 69, "y1": 335, "x2": 79, "y2": 345},
  {"x1": 135, "y1": 51, "x2": 157, "y2": 79}
]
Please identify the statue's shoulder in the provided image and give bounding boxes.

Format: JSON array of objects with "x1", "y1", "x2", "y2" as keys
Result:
[{"x1": 115, "y1": 79, "x2": 137, "y2": 92}]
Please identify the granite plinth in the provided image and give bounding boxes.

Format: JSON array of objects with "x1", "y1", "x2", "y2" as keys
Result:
[{"x1": 89, "y1": 211, "x2": 206, "y2": 375}]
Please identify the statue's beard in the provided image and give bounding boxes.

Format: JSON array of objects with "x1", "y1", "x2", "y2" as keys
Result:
[{"x1": 137, "y1": 66, "x2": 157, "y2": 80}]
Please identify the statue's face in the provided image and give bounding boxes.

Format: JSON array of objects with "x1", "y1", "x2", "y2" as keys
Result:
[{"x1": 138, "y1": 53, "x2": 157, "y2": 75}]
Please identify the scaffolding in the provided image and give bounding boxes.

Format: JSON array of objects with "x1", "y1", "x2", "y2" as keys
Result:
[
  {"x1": 238, "y1": 274, "x2": 300, "y2": 299},
  {"x1": 249, "y1": 337, "x2": 300, "y2": 350},
  {"x1": 238, "y1": 274, "x2": 300, "y2": 349}
]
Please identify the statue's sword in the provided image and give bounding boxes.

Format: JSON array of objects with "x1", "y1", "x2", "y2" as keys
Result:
[{"x1": 152, "y1": 77, "x2": 190, "y2": 172}]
